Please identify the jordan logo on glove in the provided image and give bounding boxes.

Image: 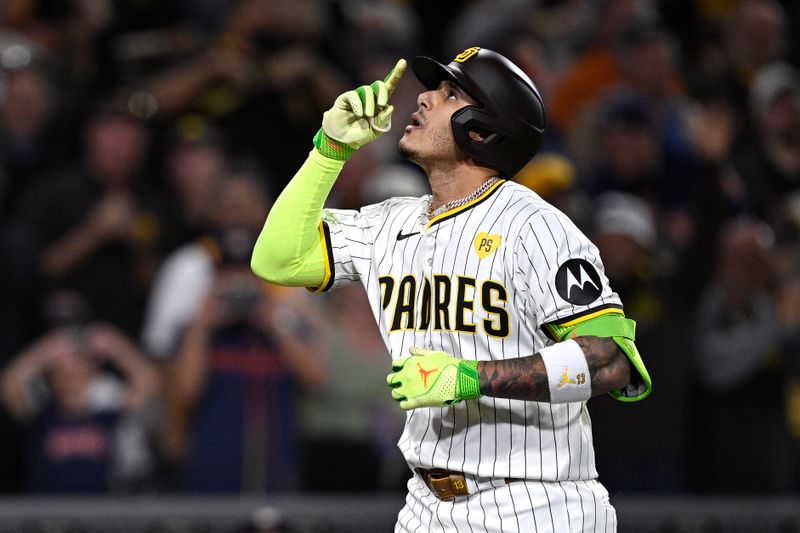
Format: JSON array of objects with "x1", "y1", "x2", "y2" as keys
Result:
[
  {"x1": 388, "y1": 348, "x2": 481, "y2": 410},
  {"x1": 417, "y1": 362, "x2": 439, "y2": 387}
]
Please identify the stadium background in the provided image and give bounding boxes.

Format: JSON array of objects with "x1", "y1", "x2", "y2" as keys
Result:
[{"x1": 0, "y1": 0, "x2": 799, "y2": 531}]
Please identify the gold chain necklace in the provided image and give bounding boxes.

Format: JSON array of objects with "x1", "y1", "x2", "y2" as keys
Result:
[{"x1": 426, "y1": 177, "x2": 500, "y2": 219}]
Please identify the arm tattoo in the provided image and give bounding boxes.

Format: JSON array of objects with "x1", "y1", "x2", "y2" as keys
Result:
[
  {"x1": 479, "y1": 356, "x2": 551, "y2": 401},
  {"x1": 574, "y1": 336, "x2": 630, "y2": 395},
  {"x1": 477, "y1": 336, "x2": 631, "y2": 401}
]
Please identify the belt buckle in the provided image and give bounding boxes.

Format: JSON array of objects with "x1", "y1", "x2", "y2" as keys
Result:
[{"x1": 420, "y1": 469, "x2": 469, "y2": 501}]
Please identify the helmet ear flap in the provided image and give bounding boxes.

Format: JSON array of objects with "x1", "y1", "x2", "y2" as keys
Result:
[
  {"x1": 451, "y1": 106, "x2": 522, "y2": 179},
  {"x1": 450, "y1": 106, "x2": 479, "y2": 157}
]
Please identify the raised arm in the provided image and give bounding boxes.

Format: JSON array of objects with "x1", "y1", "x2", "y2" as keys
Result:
[
  {"x1": 250, "y1": 59, "x2": 407, "y2": 288},
  {"x1": 83, "y1": 323, "x2": 162, "y2": 411},
  {"x1": 249, "y1": 151, "x2": 344, "y2": 288},
  {"x1": 0, "y1": 331, "x2": 69, "y2": 419}
]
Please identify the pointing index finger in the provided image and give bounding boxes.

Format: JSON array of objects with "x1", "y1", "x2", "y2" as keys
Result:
[{"x1": 383, "y1": 58, "x2": 407, "y2": 97}]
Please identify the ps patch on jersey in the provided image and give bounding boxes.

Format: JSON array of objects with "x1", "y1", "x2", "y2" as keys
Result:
[
  {"x1": 555, "y1": 259, "x2": 602, "y2": 305},
  {"x1": 473, "y1": 232, "x2": 501, "y2": 258}
]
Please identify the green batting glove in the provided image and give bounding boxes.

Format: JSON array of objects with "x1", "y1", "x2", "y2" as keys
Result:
[
  {"x1": 314, "y1": 58, "x2": 407, "y2": 160},
  {"x1": 386, "y1": 347, "x2": 481, "y2": 410}
]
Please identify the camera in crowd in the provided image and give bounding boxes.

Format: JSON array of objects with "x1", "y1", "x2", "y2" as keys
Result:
[
  {"x1": 218, "y1": 276, "x2": 263, "y2": 317},
  {"x1": 211, "y1": 228, "x2": 264, "y2": 318}
]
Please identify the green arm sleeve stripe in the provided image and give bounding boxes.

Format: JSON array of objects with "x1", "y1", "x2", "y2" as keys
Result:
[
  {"x1": 250, "y1": 149, "x2": 345, "y2": 287},
  {"x1": 545, "y1": 312, "x2": 652, "y2": 402}
]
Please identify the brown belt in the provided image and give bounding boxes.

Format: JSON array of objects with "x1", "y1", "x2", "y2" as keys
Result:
[{"x1": 416, "y1": 468, "x2": 522, "y2": 501}]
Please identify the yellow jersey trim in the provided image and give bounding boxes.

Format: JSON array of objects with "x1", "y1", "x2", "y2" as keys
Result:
[
  {"x1": 558, "y1": 307, "x2": 624, "y2": 328},
  {"x1": 425, "y1": 179, "x2": 505, "y2": 230},
  {"x1": 312, "y1": 221, "x2": 333, "y2": 293}
]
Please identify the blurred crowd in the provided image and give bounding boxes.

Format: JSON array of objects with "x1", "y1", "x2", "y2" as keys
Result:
[{"x1": 0, "y1": 0, "x2": 798, "y2": 497}]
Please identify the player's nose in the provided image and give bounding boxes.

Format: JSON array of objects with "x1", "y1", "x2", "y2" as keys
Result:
[{"x1": 417, "y1": 90, "x2": 433, "y2": 109}]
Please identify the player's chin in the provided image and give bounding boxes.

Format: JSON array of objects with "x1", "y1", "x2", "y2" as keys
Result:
[{"x1": 397, "y1": 135, "x2": 416, "y2": 161}]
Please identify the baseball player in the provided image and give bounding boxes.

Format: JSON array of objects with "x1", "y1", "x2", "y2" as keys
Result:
[{"x1": 251, "y1": 47, "x2": 652, "y2": 532}]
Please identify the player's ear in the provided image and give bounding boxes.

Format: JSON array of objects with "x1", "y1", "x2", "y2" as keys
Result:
[{"x1": 468, "y1": 128, "x2": 488, "y2": 142}]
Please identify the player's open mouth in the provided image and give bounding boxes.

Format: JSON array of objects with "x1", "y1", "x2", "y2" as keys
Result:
[{"x1": 405, "y1": 113, "x2": 424, "y2": 131}]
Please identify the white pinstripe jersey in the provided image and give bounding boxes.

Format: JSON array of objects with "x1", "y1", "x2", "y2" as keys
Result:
[{"x1": 318, "y1": 179, "x2": 622, "y2": 482}]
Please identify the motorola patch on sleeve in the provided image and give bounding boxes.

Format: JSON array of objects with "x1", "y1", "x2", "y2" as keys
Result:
[{"x1": 555, "y1": 259, "x2": 602, "y2": 305}]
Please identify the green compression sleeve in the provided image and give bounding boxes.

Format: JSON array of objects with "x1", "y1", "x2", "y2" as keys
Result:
[
  {"x1": 250, "y1": 149, "x2": 345, "y2": 288},
  {"x1": 545, "y1": 312, "x2": 652, "y2": 402}
]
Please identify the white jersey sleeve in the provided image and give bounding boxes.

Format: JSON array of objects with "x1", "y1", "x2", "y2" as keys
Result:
[
  {"x1": 316, "y1": 208, "x2": 368, "y2": 291},
  {"x1": 317, "y1": 196, "x2": 429, "y2": 292},
  {"x1": 511, "y1": 208, "x2": 622, "y2": 331}
]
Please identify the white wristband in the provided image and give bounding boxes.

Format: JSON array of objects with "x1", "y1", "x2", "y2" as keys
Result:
[{"x1": 539, "y1": 339, "x2": 591, "y2": 403}]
